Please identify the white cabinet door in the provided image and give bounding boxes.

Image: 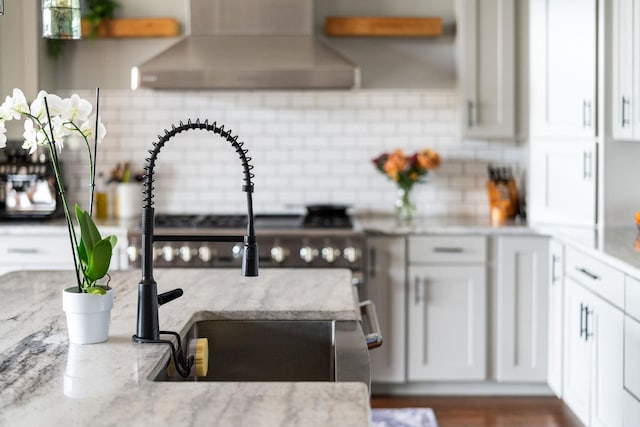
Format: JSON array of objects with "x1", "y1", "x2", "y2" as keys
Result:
[
  {"x1": 529, "y1": 139, "x2": 597, "y2": 225},
  {"x1": 612, "y1": 0, "x2": 635, "y2": 140},
  {"x1": 407, "y1": 265, "x2": 486, "y2": 381},
  {"x1": 547, "y1": 239, "x2": 564, "y2": 397},
  {"x1": 563, "y1": 277, "x2": 592, "y2": 426},
  {"x1": 590, "y1": 295, "x2": 624, "y2": 427},
  {"x1": 457, "y1": 0, "x2": 515, "y2": 139},
  {"x1": 530, "y1": 0, "x2": 597, "y2": 139},
  {"x1": 494, "y1": 236, "x2": 549, "y2": 382},
  {"x1": 366, "y1": 236, "x2": 406, "y2": 384}
]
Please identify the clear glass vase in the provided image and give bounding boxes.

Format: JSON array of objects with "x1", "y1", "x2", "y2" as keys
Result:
[{"x1": 395, "y1": 187, "x2": 416, "y2": 225}]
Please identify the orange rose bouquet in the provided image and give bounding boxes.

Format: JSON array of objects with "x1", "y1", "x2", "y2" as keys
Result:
[{"x1": 372, "y1": 148, "x2": 441, "y2": 223}]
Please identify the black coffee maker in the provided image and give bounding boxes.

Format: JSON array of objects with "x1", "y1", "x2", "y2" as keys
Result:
[{"x1": 0, "y1": 141, "x2": 62, "y2": 219}]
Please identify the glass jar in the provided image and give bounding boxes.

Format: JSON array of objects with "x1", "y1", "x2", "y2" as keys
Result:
[
  {"x1": 42, "y1": 0, "x2": 81, "y2": 39},
  {"x1": 395, "y1": 187, "x2": 416, "y2": 226}
]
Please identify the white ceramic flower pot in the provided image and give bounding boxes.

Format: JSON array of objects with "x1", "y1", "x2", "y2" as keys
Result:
[{"x1": 62, "y1": 287, "x2": 114, "y2": 344}]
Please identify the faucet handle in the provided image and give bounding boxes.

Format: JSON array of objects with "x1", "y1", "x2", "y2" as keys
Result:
[{"x1": 157, "y1": 288, "x2": 183, "y2": 306}]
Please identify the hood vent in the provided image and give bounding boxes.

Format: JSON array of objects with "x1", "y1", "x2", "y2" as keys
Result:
[{"x1": 132, "y1": 0, "x2": 359, "y2": 90}]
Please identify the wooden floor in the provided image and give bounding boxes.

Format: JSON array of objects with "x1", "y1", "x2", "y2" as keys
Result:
[{"x1": 370, "y1": 395, "x2": 585, "y2": 427}]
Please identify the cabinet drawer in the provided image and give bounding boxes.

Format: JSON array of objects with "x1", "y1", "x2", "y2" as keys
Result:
[
  {"x1": 626, "y1": 275, "x2": 640, "y2": 321},
  {"x1": 408, "y1": 235, "x2": 486, "y2": 264},
  {"x1": 625, "y1": 315, "x2": 640, "y2": 401},
  {"x1": 0, "y1": 235, "x2": 74, "y2": 266},
  {"x1": 565, "y1": 246, "x2": 624, "y2": 309}
]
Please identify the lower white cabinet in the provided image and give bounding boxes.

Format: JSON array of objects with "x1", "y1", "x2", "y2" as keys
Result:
[
  {"x1": 407, "y1": 235, "x2": 487, "y2": 381},
  {"x1": 366, "y1": 236, "x2": 406, "y2": 383},
  {"x1": 547, "y1": 239, "x2": 564, "y2": 397},
  {"x1": 564, "y1": 276, "x2": 624, "y2": 427},
  {"x1": 0, "y1": 227, "x2": 129, "y2": 276},
  {"x1": 407, "y1": 264, "x2": 487, "y2": 381},
  {"x1": 494, "y1": 235, "x2": 549, "y2": 382}
]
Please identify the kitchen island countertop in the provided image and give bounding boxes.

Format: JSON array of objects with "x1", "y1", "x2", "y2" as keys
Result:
[{"x1": 0, "y1": 268, "x2": 370, "y2": 427}]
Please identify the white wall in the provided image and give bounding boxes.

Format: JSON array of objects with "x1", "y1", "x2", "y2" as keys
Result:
[{"x1": 59, "y1": 88, "x2": 525, "y2": 218}]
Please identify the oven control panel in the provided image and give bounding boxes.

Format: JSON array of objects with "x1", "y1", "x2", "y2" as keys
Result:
[{"x1": 126, "y1": 232, "x2": 365, "y2": 271}]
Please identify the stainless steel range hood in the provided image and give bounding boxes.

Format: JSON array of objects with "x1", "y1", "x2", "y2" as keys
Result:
[{"x1": 132, "y1": 0, "x2": 359, "y2": 90}]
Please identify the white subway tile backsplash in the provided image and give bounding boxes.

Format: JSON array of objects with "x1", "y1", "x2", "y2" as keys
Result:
[{"x1": 58, "y1": 88, "x2": 524, "y2": 218}]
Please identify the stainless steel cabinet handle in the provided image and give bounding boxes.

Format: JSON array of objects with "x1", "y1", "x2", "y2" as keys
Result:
[
  {"x1": 582, "y1": 151, "x2": 593, "y2": 180},
  {"x1": 414, "y1": 276, "x2": 422, "y2": 305},
  {"x1": 432, "y1": 247, "x2": 464, "y2": 253},
  {"x1": 368, "y1": 247, "x2": 376, "y2": 278},
  {"x1": 359, "y1": 299, "x2": 383, "y2": 350},
  {"x1": 622, "y1": 96, "x2": 630, "y2": 128},
  {"x1": 576, "y1": 266, "x2": 599, "y2": 281},
  {"x1": 583, "y1": 100, "x2": 592, "y2": 128},
  {"x1": 584, "y1": 306, "x2": 593, "y2": 341},
  {"x1": 7, "y1": 248, "x2": 38, "y2": 254},
  {"x1": 580, "y1": 303, "x2": 586, "y2": 338},
  {"x1": 551, "y1": 254, "x2": 558, "y2": 284}
]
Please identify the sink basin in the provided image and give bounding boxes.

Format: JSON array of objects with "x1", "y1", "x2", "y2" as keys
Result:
[{"x1": 153, "y1": 319, "x2": 370, "y2": 386}]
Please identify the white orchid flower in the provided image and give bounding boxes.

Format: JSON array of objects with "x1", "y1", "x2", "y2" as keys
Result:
[
  {"x1": 30, "y1": 90, "x2": 64, "y2": 123},
  {"x1": 80, "y1": 115, "x2": 107, "y2": 143},
  {"x1": 22, "y1": 119, "x2": 43, "y2": 154},
  {"x1": 61, "y1": 93, "x2": 92, "y2": 123},
  {"x1": 9, "y1": 88, "x2": 29, "y2": 118},
  {"x1": 0, "y1": 121, "x2": 7, "y2": 149},
  {"x1": 0, "y1": 97, "x2": 12, "y2": 121}
]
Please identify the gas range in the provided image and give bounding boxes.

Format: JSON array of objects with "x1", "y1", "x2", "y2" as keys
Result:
[{"x1": 126, "y1": 212, "x2": 364, "y2": 271}]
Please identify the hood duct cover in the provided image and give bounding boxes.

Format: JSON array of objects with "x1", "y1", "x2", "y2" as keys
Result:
[{"x1": 133, "y1": 0, "x2": 359, "y2": 90}]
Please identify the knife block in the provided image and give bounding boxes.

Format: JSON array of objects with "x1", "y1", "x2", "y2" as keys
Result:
[{"x1": 486, "y1": 178, "x2": 518, "y2": 224}]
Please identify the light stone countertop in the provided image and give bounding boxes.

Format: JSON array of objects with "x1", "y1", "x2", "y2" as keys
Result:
[{"x1": 0, "y1": 268, "x2": 371, "y2": 427}]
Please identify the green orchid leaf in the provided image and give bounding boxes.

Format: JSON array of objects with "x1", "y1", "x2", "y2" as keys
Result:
[
  {"x1": 77, "y1": 239, "x2": 88, "y2": 265},
  {"x1": 84, "y1": 238, "x2": 113, "y2": 282},
  {"x1": 75, "y1": 204, "x2": 102, "y2": 254},
  {"x1": 86, "y1": 286, "x2": 107, "y2": 295},
  {"x1": 107, "y1": 234, "x2": 118, "y2": 249}
]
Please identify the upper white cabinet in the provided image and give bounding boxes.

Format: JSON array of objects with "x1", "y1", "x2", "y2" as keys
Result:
[
  {"x1": 529, "y1": 139, "x2": 597, "y2": 226},
  {"x1": 457, "y1": 0, "x2": 516, "y2": 139},
  {"x1": 530, "y1": 0, "x2": 597, "y2": 139},
  {"x1": 407, "y1": 236, "x2": 487, "y2": 381},
  {"x1": 366, "y1": 235, "x2": 407, "y2": 384},
  {"x1": 612, "y1": 0, "x2": 640, "y2": 141},
  {"x1": 493, "y1": 235, "x2": 549, "y2": 382}
]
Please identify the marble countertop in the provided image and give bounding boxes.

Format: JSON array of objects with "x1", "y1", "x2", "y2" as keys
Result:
[{"x1": 0, "y1": 269, "x2": 371, "y2": 427}]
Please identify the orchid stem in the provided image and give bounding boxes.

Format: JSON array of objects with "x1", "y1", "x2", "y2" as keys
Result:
[
  {"x1": 89, "y1": 87, "x2": 99, "y2": 217},
  {"x1": 44, "y1": 97, "x2": 82, "y2": 293}
]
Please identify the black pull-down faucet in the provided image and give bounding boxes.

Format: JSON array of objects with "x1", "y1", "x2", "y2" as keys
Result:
[{"x1": 132, "y1": 120, "x2": 258, "y2": 377}]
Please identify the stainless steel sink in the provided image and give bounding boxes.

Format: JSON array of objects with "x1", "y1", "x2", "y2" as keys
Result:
[{"x1": 153, "y1": 320, "x2": 370, "y2": 386}]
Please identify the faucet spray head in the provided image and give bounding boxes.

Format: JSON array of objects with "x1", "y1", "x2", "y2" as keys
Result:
[{"x1": 241, "y1": 235, "x2": 259, "y2": 277}]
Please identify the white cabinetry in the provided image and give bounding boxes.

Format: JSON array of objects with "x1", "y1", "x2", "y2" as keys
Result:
[
  {"x1": 457, "y1": 0, "x2": 515, "y2": 139},
  {"x1": 0, "y1": 226, "x2": 129, "y2": 276},
  {"x1": 611, "y1": 0, "x2": 638, "y2": 140},
  {"x1": 530, "y1": 0, "x2": 597, "y2": 139},
  {"x1": 493, "y1": 236, "x2": 548, "y2": 382},
  {"x1": 547, "y1": 239, "x2": 564, "y2": 397},
  {"x1": 365, "y1": 235, "x2": 406, "y2": 384},
  {"x1": 563, "y1": 247, "x2": 624, "y2": 427},
  {"x1": 529, "y1": 139, "x2": 597, "y2": 226},
  {"x1": 407, "y1": 235, "x2": 487, "y2": 381},
  {"x1": 623, "y1": 275, "x2": 640, "y2": 426}
]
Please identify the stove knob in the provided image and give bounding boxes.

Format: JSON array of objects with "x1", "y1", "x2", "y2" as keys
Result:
[
  {"x1": 199, "y1": 246, "x2": 214, "y2": 263},
  {"x1": 126, "y1": 245, "x2": 138, "y2": 263},
  {"x1": 270, "y1": 246, "x2": 289, "y2": 264},
  {"x1": 232, "y1": 244, "x2": 243, "y2": 260},
  {"x1": 299, "y1": 246, "x2": 318, "y2": 264},
  {"x1": 343, "y1": 247, "x2": 359, "y2": 264},
  {"x1": 321, "y1": 247, "x2": 341, "y2": 264},
  {"x1": 153, "y1": 247, "x2": 163, "y2": 261},
  {"x1": 179, "y1": 246, "x2": 193, "y2": 263},
  {"x1": 162, "y1": 246, "x2": 175, "y2": 262}
]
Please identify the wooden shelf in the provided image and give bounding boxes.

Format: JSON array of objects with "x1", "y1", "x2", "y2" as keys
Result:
[
  {"x1": 81, "y1": 18, "x2": 179, "y2": 38},
  {"x1": 324, "y1": 17, "x2": 443, "y2": 37}
]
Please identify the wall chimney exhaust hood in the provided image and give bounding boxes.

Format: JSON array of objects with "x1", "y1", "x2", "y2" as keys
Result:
[{"x1": 132, "y1": 0, "x2": 360, "y2": 90}]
